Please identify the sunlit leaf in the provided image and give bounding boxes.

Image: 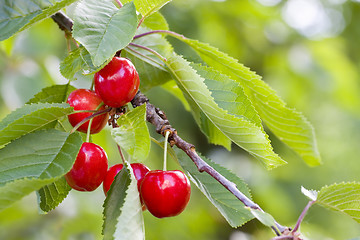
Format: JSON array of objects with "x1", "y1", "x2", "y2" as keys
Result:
[
  {"x1": 142, "y1": 12, "x2": 169, "y2": 30},
  {"x1": 27, "y1": 84, "x2": 75, "y2": 104},
  {"x1": 0, "y1": 129, "x2": 82, "y2": 211},
  {"x1": 317, "y1": 182, "x2": 360, "y2": 224},
  {"x1": 60, "y1": 46, "x2": 100, "y2": 80},
  {"x1": 0, "y1": 103, "x2": 73, "y2": 147},
  {"x1": 161, "y1": 80, "x2": 190, "y2": 111},
  {"x1": 301, "y1": 186, "x2": 318, "y2": 201},
  {"x1": 192, "y1": 63, "x2": 262, "y2": 127},
  {"x1": 247, "y1": 208, "x2": 277, "y2": 228},
  {"x1": 102, "y1": 163, "x2": 144, "y2": 240},
  {"x1": 73, "y1": 1, "x2": 138, "y2": 66},
  {"x1": 177, "y1": 150, "x2": 254, "y2": 227},
  {"x1": 169, "y1": 35, "x2": 321, "y2": 167},
  {"x1": 0, "y1": 0, "x2": 78, "y2": 41},
  {"x1": 122, "y1": 0, "x2": 171, "y2": 19},
  {"x1": 111, "y1": 104, "x2": 150, "y2": 162},
  {"x1": 37, "y1": 176, "x2": 72, "y2": 212},
  {"x1": 135, "y1": 0, "x2": 172, "y2": 19},
  {"x1": 167, "y1": 53, "x2": 285, "y2": 169}
]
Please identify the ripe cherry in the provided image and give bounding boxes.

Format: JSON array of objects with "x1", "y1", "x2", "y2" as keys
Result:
[
  {"x1": 94, "y1": 57, "x2": 140, "y2": 108},
  {"x1": 140, "y1": 170, "x2": 191, "y2": 218},
  {"x1": 103, "y1": 163, "x2": 150, "y2": 196},
  {"x1": 67, "y1": 89, "x2": 109, "y2": 134},
  {"x1": 65, "y1": 142, "x2": 108, "y2": 191}
]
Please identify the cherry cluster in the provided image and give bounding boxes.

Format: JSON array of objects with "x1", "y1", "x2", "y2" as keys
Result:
[{"x1": 65, "y1": 56, "x2": 191, "y2": 218}]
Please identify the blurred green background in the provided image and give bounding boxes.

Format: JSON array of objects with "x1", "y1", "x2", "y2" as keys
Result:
[{"x1": 1, "y1": 0, "x2": 360, "y2": 239}]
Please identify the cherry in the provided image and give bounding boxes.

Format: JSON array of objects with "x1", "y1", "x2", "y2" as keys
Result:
[
  {"x1": 140, "y1": 170, "x2": 191, "y2": 218},
  {"x1": 67, "y1": 89, "x2": 109, "y2": 134},
  {"x1": 94, "y1": 57, "x2": 140, "y2": 108},
  {"x1": 65, "y1": 142, "x2": 108, "y2": 191},
  {"x1": 103, "y1": 163, "x2": 150, "y2": 196}
]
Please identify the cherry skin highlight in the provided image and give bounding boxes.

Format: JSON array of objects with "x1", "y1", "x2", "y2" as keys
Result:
[
  {"x1": 67, "y1": 89, "x2": 108, "y2": 134},
  {"x1": 94, "y1": 57, "x2": 140, "y2": 108},
  {"x1": 103, "y1": 163, "x2": 150, "y2": 196},
  {"x1": 140, "y1": 170, "x2": 191, "y2": 218},
  {"x1": 65, "y1": 142, "x2": 108, "y2": 191}
]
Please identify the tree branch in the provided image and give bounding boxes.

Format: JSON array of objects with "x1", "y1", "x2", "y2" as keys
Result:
[
  {"x1": 131, "y1": 91, "x2": 289, "y2": 235},
  {"x1": 51, "y1": 12, "x2": 73, "y2": 33}
]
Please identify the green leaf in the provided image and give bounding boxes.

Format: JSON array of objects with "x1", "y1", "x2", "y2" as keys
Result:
[
  {"x1": 0, "y1": 129, "x2": 82, "y2": 211},
  {"x1": 134, "y1": 0, "x2": 172, "y2": 19},
  {"x1": 73, "y1": 1, "x2": 138, "y2": 66},
  {"x1": 0, "y1": 103, "x2": 73, "y2": 147},
  {"x1": 142, "y1": 12, "x2": 169, "y2": 31},
  {"x1": 169, "y1": 35, "x2": 321, "y2": 167},
  {"x1": 37, "y1": 176, "x2": 72, "y2": 212},
  {"x1": 102, "y1": 163, "x2": 144, "y2": 240},
  {"x1": 301, "y1": 186, "x2": 318, "y2": 201},
  {"x1": 188, "y1": 63, "x2": 262, "y2": 151},
  {"x1": 161, "y1": 80, "x2": 190, "y2": 111},
  {"x1": 193, "y1": 64, "x2": 262, "y2": 127},
  {"x1": 167, "y1": 54, "x2": 285, "y2": 169},
  {"x1": 60, "y1": 46, "x2": 100, "y2": 80},
  {"x1": 111, "y1": 104, "x2": 150, "y2": 162},
  {"x1": 0, "y1": 0, "x2": 78, "y2": 41},
  {"x1": 176, "y1": 150, "x2": 254, "y2": 227},
  {"x1": 27, "y1": 84, "x2": 75, "y2": 104},
  {"x1": 247, "y1": 208, "x2": 277, "y2": 228},
  {"x1": 317, "y1": 182, "x2": 360, "y2": 224},
  {"x1": 123, "y1": 26, "x2": 173, "y2": 92}
]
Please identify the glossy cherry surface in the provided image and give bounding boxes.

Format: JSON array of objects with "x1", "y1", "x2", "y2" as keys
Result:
[
  {"x1": 94, "y1": 57, "x2": 140, "y2": 108},
  {"x1": 103, "y1": 163, "x2": 150, "y2": 196},
  {"x1": 65, "y1": 142, "x2": 108, "y2": 191},
  {"x1": 140, "y1": 170, "x2": 191, "y2": 218},
  {"x1": 67, "y1": 89, "x2": 108, "y2": 134}
]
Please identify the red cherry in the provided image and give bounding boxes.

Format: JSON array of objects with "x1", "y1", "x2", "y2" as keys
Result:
[
  {"x1": 103, "y1": 163, "x2": 150, "y2": 196},
  {"x1": 65, "y1": 142, "x2": 108, "y2": 191},
  {"x1": 67, "y1": 89, "x2": 108, "y2": 134},
  {"x1": 140, "y1": 170, "x2": 191, "y2": 218},
  {"x1": 94, "y1": 57, "x2": 140, "y2": 108}
]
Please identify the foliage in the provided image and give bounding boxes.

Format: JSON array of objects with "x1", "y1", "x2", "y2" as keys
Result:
[{"x1": 1, "y1": 0, "x2": 360, "y2": 239}]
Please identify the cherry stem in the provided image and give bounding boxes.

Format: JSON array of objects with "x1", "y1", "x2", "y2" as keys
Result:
[
  {"x1": 129, "y1": 43, "x2": 167, "y2": 62},
  {"x1": 117, "y1": 144, "x2": 126, "y2": 164},
  {"x1": 115, "y1": 0, "x2": 123, "y2": 7},
  {"x1": 163, "y1": 131, "x2": 170, "y2": 171},
  {"x1": 86, "y1": 117, "x2": 93, "y2": 142},
  {"x1": 133, "y1": 30, "x2": 187, "y2": 41},
  {"x1": 292, "y1": 200, "x2": 315, "y2": 234},
  {"x1": 137, "y1": 17, "x2": 145, "y2": 29},
  {"x1": 70, "y1": 107, "x2": 111, "y2": 134},
  {"x1": 85, "y1": 102, "x2": 105, "y2": 142},
  {"x1": 125, "y1": 46, "x2": 165, "y2": 68}
]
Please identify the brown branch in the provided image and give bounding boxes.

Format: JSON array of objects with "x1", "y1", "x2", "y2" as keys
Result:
[
  {"x1": 131, "y1": 91, "x2": 289, "y2": 235},
  {"x1": 51, "y1": 12, "x2": 73, "y2": 33}
]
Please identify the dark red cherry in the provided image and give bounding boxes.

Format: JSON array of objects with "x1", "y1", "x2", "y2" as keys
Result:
[
  {"x1": 65, "y1": 142, "x2": 108, "y2": 191},
  {"x1": 103, "y1": 163, "x2": 150, "y2": 196},
  {"x1": 67, "y1": 89, "x2": 108, "y2": 134},
  {"x1": 94, "y1": 57, "x2": 140, "y2": 108},
  {"x1": 140, "y1": 170, "x2": 191, "y2": 218}
]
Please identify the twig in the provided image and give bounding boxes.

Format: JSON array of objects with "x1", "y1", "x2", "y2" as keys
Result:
[
  {"x1": 51, "y1": 12, "x2": 73, "y2": 33},
  {"x1": 292, "y1": 200, "x2": 315, "y2": 233},
  {"x1": 133, "y1": 30, "x2": 187, "y2": 41},
  {"x1": 131, "y1": 91, "x2": 289, "y2": 235},
  {"x1": 70, "y1": 108, "x2": 111, "y2": 133},
  {"x1": 129, "y1": 43, "x2": 167, "y2": 62}
]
